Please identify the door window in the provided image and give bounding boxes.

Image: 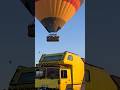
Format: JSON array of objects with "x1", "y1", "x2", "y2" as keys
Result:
[
  {"x1": 67, "y1": 55, "x2": 73, "y2": 61},
  {"x1": 61, "y1": 70, "x2": 67, "y2": 78}
]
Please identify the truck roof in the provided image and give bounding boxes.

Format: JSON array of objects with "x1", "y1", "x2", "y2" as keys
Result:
[{"x1": 41, "y1": 51, "x2": 80, "y2": 57}]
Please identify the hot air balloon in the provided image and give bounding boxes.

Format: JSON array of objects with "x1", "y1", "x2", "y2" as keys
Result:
[
  {"x1": 21, "y1": 0, "x2": 35, "y2": 37},
  {"x1": 21, "y1": 0, "x2": 84, "y2": 41},
  {"x1": 35, "y1": 0, "x2": 84, "y2": 41}
]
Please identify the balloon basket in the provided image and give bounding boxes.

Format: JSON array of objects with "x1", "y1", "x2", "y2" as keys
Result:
[
  {"x1": 47, "y1": 34, "x2": 59, "y2": 42},
  {"x1": 28, "y1": 24, "x2": 35, "y2": 38}
]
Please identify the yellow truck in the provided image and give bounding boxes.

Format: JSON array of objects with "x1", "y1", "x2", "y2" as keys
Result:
[
  {"x1": 8, "y1": 51, "x2": 118, "y2": 90},
  {"x1": 35, "y1": 51, "x2": 84, "y2": 90}
]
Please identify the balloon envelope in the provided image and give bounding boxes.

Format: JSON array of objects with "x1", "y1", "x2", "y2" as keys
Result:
[
  {"x1": 21, "y1": 0, "x2": 84, "y2": 33},
  {"x1": 35, "y1": 0, "x2": 84, "y2": 33}
]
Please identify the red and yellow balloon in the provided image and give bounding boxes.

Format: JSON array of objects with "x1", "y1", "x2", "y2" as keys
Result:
[
  {"x1": 20, "y1": 0, "x2": 84, "y2": 40},
  {"x1": 35, "y1": 0, "x2": 84, "y2": 33}
]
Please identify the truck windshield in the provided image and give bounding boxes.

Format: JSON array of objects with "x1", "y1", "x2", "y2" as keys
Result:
[
  {"x1": 36, "y1": 68, "x2": 59, "y2": 79},
  {"x1": 43, "y1": 54, "x2": 64, "y2": 61},
  {"x1": 47, "y1": 68, "x2": 59, "y2": 79}
]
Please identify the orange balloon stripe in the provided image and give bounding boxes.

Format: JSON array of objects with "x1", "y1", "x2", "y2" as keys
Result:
[
  {"x1": 53, "y1": 0, "x2": 56, "y2": 16},
  {"x1": 35, "y1": 0, "x2": 81, "y2": 22},
  {"x1": 56, "y1": 0, "x2": 63, "y2": 16},
  {"x1": 62, "y1": 2, "x2": 71, "y2": 18},
  {"x1": 57, "y1": 0, "x2": 68, "y2": 18},
  {"x1": 49, "y1": 0, "x2": 52, "y2": 16},
  {"x1": 75, "y1": 0, "x2": 81, "y2": 10},
  {"x1": 35, "y1": 0, "x2": 50, "y2": 19},
  {"x1": 51, "y1": 0, "x2": 76, "y2": 21},
  {"x1": 58, "y1": 0, "x2": 66, "y2": 18},
  {"x1": 63, "y1": 4, "x2": 76, "y2": 21},
  {"x1": 61, "y1": 1, "x2": 75, "y2": 21},
  {"x1": 64, "y1": 0, "x2": 80, "y2": 10}
]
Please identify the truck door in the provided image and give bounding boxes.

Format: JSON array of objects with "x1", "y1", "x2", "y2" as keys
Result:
[{"x1": 60, "y1": 69, "x2": 72, "y2": 90}]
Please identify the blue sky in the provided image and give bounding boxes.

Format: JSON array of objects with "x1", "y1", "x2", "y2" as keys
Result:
[{"x1": 35, "y1": 4, "x2": 85, "y2": 64}]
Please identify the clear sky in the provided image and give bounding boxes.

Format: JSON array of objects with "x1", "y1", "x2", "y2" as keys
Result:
[{"x1": 35, "y1": 4, "x2": 85, "y2": 64}]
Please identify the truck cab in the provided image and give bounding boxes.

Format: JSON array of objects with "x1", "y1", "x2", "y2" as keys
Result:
[{"x1": 36, "y1": 51, "x2": 85, "y2": 90}]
